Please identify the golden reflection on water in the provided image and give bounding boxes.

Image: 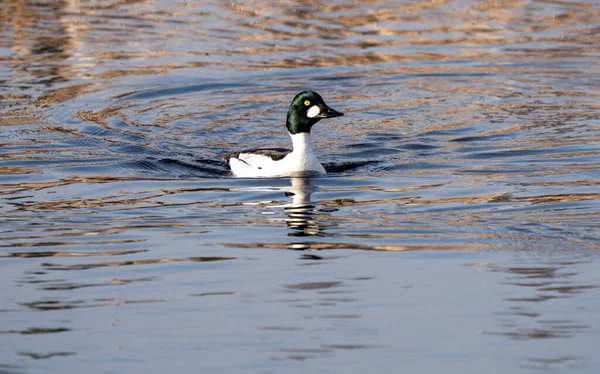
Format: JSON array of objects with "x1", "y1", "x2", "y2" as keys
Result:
[
  {"x1": 41, "y1": 255, "x2": 235, "y2": 271},
  {"x1": 1, "y1": 174, "x2": 599, "y2": 251},
  {"x1": 3, "y1": 249, "x2": 146, "y2": 258},
  {"x1": 2, "y1": 0, "x2": 599, "y2": 103}
]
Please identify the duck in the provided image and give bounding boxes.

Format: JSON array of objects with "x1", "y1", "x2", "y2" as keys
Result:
[{"x1": 228, "y1": 91, "x2": 344, "y2": 177}]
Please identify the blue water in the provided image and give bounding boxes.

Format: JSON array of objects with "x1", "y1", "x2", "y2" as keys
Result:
[{"x1": 1, "y1": 1, "x2": 599, "y2": 373}]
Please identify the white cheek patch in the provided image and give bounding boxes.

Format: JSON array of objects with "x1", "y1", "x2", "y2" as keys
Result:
[{"x1": 307, "y1": 105, "x2": 320, "y2": 118}]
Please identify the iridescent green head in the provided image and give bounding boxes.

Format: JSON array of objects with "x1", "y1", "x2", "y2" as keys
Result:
[{"x1": 286, "y1": 91, "x2": 343, "y2": 134}]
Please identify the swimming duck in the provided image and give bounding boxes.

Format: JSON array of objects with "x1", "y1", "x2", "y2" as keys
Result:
[{"x1": 228, "y1": 91, "x2": 343, "y2": 177}]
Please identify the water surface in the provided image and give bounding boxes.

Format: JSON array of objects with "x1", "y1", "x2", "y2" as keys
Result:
[{"x1": 1, "y1": 1, "x2": 599, "y2": 373}]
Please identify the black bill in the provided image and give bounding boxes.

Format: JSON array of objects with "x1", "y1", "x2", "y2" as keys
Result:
[{"x1": 317, "y1": 104, "x2": 344, "y2": 118}]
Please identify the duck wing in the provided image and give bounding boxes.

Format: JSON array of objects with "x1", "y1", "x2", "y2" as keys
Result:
[
  {"x1": 224, "y1": 147, "x2": 291, "y2": 163},
  {"x1": 226, "y1": 148, "x2": 292, "y2": 177}
]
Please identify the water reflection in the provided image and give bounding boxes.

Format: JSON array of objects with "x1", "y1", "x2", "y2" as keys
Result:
[
  {"x1": 237, "y1": 176, "x2": 328, "y2": 250},
  {"x1": 483, "y1": 259, "x2": 596, "y2": 341},
  {"x1": 466, "y1": 258, "x2": 599, "y2": 372},
  {"x1": 284, "y1": 176, "x2": 323, "y2": 244}
]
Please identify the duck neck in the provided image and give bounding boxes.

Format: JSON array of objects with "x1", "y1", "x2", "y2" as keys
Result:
[{"x1": 290, "y1": 132, "x2": 314, "y2": 155}]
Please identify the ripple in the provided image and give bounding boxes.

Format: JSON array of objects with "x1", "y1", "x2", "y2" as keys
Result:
[
  {"x1": 0, "y1": 250, "x2": 147, "y2": 259},
  {"x1": 41, "y1": 256, "x2": 236, "y2": 271}
]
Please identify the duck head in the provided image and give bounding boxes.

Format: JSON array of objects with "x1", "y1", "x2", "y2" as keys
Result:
[{"x1": 286, "y1": 91, "x2": 343, "y2": 135}]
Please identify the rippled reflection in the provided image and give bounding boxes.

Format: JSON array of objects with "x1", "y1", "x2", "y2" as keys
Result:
[
  {"x1": 483, "y1": 260, "x2": 597, "y2": 341},
  {"x1": 283, "y1": 177, "x2": 322, "y2": 243}
]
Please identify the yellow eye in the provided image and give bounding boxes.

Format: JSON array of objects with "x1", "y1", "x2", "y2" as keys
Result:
[{"x1": 304, "y1": 100, "x2": 310, "y2": 106}]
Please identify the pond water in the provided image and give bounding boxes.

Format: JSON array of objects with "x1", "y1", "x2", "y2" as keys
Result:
[{"x1": 1, "y1": 0, "x2": 599, "y2": 373}]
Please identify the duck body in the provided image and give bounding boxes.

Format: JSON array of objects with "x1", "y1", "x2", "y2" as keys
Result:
[
  {"x1": 230, "y1": 133, "x2": 325, "y2": 177},
  {"x1": 228, "y1": 91, "x2": 343, "y2": 178}
]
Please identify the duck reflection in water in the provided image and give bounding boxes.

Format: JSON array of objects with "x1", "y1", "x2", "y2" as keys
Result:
[
  {"x1": 240, "y1": 175, "x2": 335, "y2": 250},
  {"x1": 281, "y1": 176, "x2": 335, "y2": 250},
  {"x1": 285, "y1": 176, "x2": 319, "y2": 234}
]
